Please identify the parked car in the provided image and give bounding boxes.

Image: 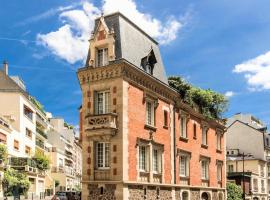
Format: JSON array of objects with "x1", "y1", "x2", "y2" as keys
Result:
[{"x1": 52, "y1": 192, "x2": 68, "y2": 200}]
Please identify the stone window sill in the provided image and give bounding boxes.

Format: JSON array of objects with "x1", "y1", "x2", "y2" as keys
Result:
[
  {"x1": 180, "y1": 137, "x2": 188, "y2": 142},
  {"x1": 144, "y1": 124, "x2": 157, "y2": 131},
  {"x1": 201, "y1": 144, "x2": 208, "y2": 149}
]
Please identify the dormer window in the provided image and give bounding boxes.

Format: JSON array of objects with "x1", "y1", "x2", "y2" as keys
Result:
[
  {"x1": 96, "y1": 48, "x2": 108, "y2": 67},
  {"x1": 141, "y1": 49, "x2": 157, "y2": 75}
]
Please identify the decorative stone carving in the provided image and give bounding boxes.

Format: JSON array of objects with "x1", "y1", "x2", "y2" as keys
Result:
[
  {"x1": 85, "y1": 113, "x2": 117, "y2": 131},
  {"x1": 88, "y1": 184, "x2": 116, "y2": 200}
]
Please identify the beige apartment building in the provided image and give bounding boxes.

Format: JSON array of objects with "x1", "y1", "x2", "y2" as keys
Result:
[
  {"x1": 48, "y1": 118, "x2": 82, "y2": 192},
  {"x1": 226, "y1": 114, "x2": 270, "y2": 200}
]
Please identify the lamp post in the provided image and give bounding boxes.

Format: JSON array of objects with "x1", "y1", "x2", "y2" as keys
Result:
[{"x1": 238, "y1": 152, "x2": 252, "y2": 200}]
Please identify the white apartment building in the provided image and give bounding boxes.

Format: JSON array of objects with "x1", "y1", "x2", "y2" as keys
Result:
[{"x1": 48, "y1": 118, "x2": 82, "y2": 192}]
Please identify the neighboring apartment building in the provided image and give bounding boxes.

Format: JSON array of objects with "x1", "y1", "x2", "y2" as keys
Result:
[
  {"x1": 226, "y1": 113, "x2": 269, "y2": 200},
  {"x1": 0, "y1": 63, "x2": 49, "y2": 198},
  {"x1": 77, "y1": 13, "x2": 226, "y2": 200},
  {"x1": 48, "y1": 118, "x2": 82, "y2": 192}
]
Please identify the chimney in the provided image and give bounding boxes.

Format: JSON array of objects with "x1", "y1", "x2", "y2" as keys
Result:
[{"x1": 3, "y1": 60, "x2": 8, "y2": 75}]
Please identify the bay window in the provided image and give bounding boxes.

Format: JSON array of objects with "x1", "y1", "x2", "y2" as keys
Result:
[
  {"x1": 95, "y1": 90, "x2": 110, "y2": 114},
  {"x1": 95, "y1": 142, "x2": 110, "y2": 169}
]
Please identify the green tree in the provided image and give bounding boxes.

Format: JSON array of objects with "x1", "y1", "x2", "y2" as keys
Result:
[
  {"x1": 3, "y1": 168, "x2": 30, "y2": 196},
  {"x1": 168, "y1": 76, "x2": 228, "y2": 120},
  {"x1": 33, "y1": 152, "x2": 50, "y2": 171},
  {"x1": 54, "y1": 180, "x2": 60, "y2": 187},
  {"x1": 0, "y1": 144, "x2": 8, "y2": 163},
  {"x1": 227, "y1": 182, "x2": 243, "y2": 200}
]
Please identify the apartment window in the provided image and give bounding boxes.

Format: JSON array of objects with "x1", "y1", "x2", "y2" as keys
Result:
[
  {"x1": 267, "y1": 138, "x2": 269, "y2": 146},
  {"x1": 24, "y1": 105, "x2": 33, "y2": 120},
  {"x1": 179, "y1": 155, "x2": 190, "y2": 177},
  {"x1": 228, "y1": 164, "x2": 234, "y2": 172},
  {"x1": 193, "y1": 123, "x2": 197, "y2": 139},
  {"x1": 253, "y1": 178, "x2": 258, "y2": 191},
  {"x1": 25, "y1": 146, "x2": 31, "y2": 155},
  {"x1": 153, "y1": 148, "x2": 162, "y2": 174},
  {"x1": 95, "y1": 142, "x2": 110, "y2": 169},
  {"x1": 217, "y1": 163, "x2": 222, "y2": 182},
  {"x1": 59, "y1": 158, "x2": 63, "y2": 168},
  {"x1": 13, "y1": 140, "x2": 19, "y2": 151},
  {"x1": 95, "y1": 91, "x2": 110, "y2": 114},
  {"x1": 202, "y1": 126, "x2": 208, "y2": 146},
  {"x1": 26, "y1": 128, "x2": 32, "y2": 139},
  {"x1": 139, "y1": 146, "x2": 148, "y2": 172},
  {"x1": 260, "y1": 164, "x2": 265, "y2": 177},
  {"x1": 201, "y1": 159, "x2": 209, "y2": 180},
  {"x1": 0, "y1": 132, "x2": 7, "y2": 144},
  {"x1": 96, "y1": 48, "x2": 108, "y2": 67},
  {"x1": 163, "y1": 110, "x2": 168, "y2": 127},
  {"x1": 146, "y1": 101, "x2": 155, "y2": 126},
  {"x1": 180, "y1": 116, "x2": 187, "y2": 138},
  {"x1": 216, "y1": 131, "x2": 222, "y2": 151}
]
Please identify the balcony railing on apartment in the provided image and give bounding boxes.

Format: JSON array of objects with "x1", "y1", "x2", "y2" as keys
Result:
[
  {"x1": 8, "y1": 157, "x2": 38, "y2": 173},
  {"x1": 36, "y1": 127, "x2": 48, "y2": 139},
  {"x1": 85, "y1": 113, "x2": 117, "y2": 134},
  {"x1": 36, "y1": 140, "x2": 45, "y2": 149},
  {"x1": 51, "y1": 166, "x2": 75, "y2": 177}
]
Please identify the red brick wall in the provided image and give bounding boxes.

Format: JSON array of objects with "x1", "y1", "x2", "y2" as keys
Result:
[
  {"x1": 175, "y1": 114, "x2": 225, "y2": 187},
  {"x1": 128, "y1": 84, "x2": 172, "y2": 183}
]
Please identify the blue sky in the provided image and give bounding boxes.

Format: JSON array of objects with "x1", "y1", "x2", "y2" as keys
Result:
[{"x1": 1, "y1": 0, "x2": 270, "y2": 127}]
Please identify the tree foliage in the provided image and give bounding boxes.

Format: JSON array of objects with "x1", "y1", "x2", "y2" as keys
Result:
[
  {"x1": 33, "y1": 152, "x2": 50, "y2": 171},
  {"x1": 3, "y1": 168, "x2": 30, "y2": 196},
  {"x1": 54, "y1": 180, "x2": 60, "y2": 187},
  {"x1": 168, "y1": 76, "x2": 228, "y2": 120},
  {"x1": 227, "y1": 182, "x2": 243, "y2": 200},
  {"x1": 0, "y1": 143, "x2": 8, "y2": 163}
]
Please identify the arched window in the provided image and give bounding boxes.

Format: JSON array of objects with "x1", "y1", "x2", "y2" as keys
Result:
[
  {"x1": 182, "y1": 191, "x2": 189, "y2": 200},
  {"x1": 201, "y1": 192, "x2": 209, "y2": 200}
]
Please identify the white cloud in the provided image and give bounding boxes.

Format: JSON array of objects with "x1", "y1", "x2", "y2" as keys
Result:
[
  {"x1": 224, "y1": 91, "x2": 235, "y2": 98},
  {"x1": 37, "y1": 0, "x2": 186, "y2": 64},
  {"x1": 233, "y1": 51, "x2": 270, "y2": 91}
]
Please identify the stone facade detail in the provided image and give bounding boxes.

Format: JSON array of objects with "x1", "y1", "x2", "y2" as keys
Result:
[
  {"x1": 88, "y1": 184, "x2": 116, "y2": 200},
  {"x1": 128, "y1": 185, "x2": 144, "y2": 200},
  {"x1": 190, "y1": 190, "x2": 200, "y2": 200}
]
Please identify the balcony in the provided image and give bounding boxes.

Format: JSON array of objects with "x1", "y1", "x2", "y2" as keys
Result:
[
  {"x1": 36, "y1": 114, "x2": 48, "y2": 129},
  {"x1": 85, "y1": 113, "x2": 117, "y2": 133},
  {"x1": 36, "y1": 140, "x2": 45, "y2": 149},
  {"x1": 9, "y1": 157, "x2": 38, "y2": 173},
  {"x1": 36, "y1": 127, "x2": 48, "y2": 139},
  {"x1": 94, "y1": 169, "x2": 110, "y2": 180}
]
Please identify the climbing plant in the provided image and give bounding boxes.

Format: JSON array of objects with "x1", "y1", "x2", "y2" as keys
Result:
[{"x1": 168, "y1": 76, "x2": 228, "y2": 120}]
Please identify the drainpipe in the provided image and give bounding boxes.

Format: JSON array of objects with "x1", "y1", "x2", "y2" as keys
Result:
[{"x1": 173, "y1": 102, "x2": 176, "y2": 184}]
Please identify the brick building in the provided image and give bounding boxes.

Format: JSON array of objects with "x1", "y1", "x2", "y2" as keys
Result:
[{"x1": 77, "y1": 12, "x2": 226, "y2": 200}]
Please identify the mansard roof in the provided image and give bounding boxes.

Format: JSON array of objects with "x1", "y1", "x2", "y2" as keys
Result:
[{"x1": 85, "y1": 12, "x2": 168, "y2": 83}]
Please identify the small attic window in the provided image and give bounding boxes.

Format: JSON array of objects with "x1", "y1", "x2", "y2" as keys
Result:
[{"x1": 141, "y1": 49, "x2": 157, "y2": 75}]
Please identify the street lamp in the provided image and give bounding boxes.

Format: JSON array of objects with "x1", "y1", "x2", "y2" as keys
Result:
[{"x1": 238, "y1": 152, "x2": 252, "y2": 200}]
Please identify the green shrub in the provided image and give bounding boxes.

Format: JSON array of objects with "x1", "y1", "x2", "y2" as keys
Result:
[{"x1": 227, "y1": 182, "x2": 243, "y2": 200}]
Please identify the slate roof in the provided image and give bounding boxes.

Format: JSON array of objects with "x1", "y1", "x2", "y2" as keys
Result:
[{"x1": 85, "y1": 12, "x2": 168, "y2": 83}]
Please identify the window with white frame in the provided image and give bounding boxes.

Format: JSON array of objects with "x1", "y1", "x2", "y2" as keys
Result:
[
  {"x1": 180, "y1": 116, "x2": 187, "y2": 138},
  {"x1": 228, "y1": 164, "x2": 234, "y2": 172},
  {"x1": 216, "y1": 131, "x2": 222, "y2": 151},
  {"x1": 153, "y1": 148, "x2": 162, "y2": 174},
  {"x1": 95, "y1": 90, "x2": 110, "y2": 114},
  {"x1": 95, "y1": 142, "x2": 110, "y2": 169},
  {"x1": 96, "y1": 48, "x2": 108, "y2": 67},
  {"x1": 201, "y1": 159, "x2": 209, "y2": 180},
  {"x1": 139, "y1": 146, "x2": 148, "y2": 172},
  {"x1": 179, "y1": 154, "x2": 190, "y2": 177},
  {"x1": 202, "y1": 126, "x2": 208, "y2": 146},
  {"x1": 146, "y1": 101, "x2": 155, "y2": 126},
  {"x1": 217, "y1": 163, "x2": 222, "y2": 182}
]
